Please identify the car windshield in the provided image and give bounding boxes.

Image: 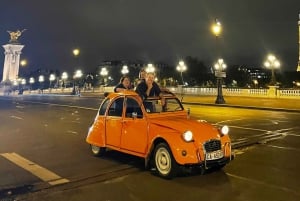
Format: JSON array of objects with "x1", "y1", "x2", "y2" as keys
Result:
[{"x1": 143, "y1": 97, "x2": 184, "y2": 113}]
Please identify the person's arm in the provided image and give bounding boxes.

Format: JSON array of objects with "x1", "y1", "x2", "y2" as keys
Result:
[
  {"x1": 114, "y1": 83, "x2": 124, "y2": 92},
  {"x1": 153, "y1": 82, "x2": 165, "y2": 105}
]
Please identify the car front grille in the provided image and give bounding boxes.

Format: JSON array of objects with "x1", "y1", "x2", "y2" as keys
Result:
[{"x1": 204, "y1": 139, "x2": 221, "y2": 152}]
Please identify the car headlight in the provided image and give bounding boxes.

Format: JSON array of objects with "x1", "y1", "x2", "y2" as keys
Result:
[
  {"x1": 220, "y1": 125, "x2": 229, "y2": 136},
  {"x1": 182, "y1": 130, "x2": 193, "y2": 142}
]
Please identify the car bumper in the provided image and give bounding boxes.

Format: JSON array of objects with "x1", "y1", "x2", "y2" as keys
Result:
[{"x1": 184, "y1": 155, "x2": 234, "y2": 169}]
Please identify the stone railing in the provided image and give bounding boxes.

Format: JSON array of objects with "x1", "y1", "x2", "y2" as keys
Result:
[
  {"x1": 2, "y1": 85, "x2": 300, "y2": 99},
  {"x1": 167, "y1": 86, "x2": 299, "y2": 99}
]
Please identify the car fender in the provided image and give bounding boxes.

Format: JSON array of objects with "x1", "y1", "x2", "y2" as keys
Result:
[
  {"x1": 147, "y1": 125, "x2": 200, "y2": 165},
  {"x1": 86, "y1": 116, "x2": 106, "y2": 147}
]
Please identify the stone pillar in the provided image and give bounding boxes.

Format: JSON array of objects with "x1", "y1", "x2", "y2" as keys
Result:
[
  {"x1": 2, "y1": 44, "x2": 24, "y2": 82},
  {"x1": 268, "y1": 86, "x2": 279, "y2": 98}
]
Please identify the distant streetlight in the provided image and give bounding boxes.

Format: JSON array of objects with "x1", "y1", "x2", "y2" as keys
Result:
[
  {"x1": 29, "y1": 77, "x2": 35, "y2": 91},
  {"x1": 100, "y1": 67, "x2": 108, "y2": 85},
  {"x1": 61, "y1": 72, "x2": 68, "y2": 88},
  {"x1": 72, "y1": 48, "x2": 80, "y2": 72},
  {"x1": 121, "y1": 65, "x2": 129, "y2": 75},
  {"x1": 73, "y1": 48, "x2": 80, "y2": 57},
  {"x1": 211, "y1": 19, "x2": 222, "y2": 37},
  {"x1": 145, "y1": 63, "x2": 155, "y2": 73},
  {"x1": 20, "y1": 59, "x2": 27, "y2": 67},
  {"x1": 214, "y1": 58, "x2": 226, "y2": 104},
  {"x1": 176, "y1": 60, "x2": 187, "y2": 85},
  {"x1": 49, "y1": 74, "x2": 56, "y2": 90},
  {"x1": 21, "y1": 78, "x2": 26, "y2": 85},
  {"x1": 264, "y1": 54, "x2": 280, "y2": 85},
  {"x1": 38, "y1": 75, "x2": 45, "y2": 93},
  {"x1": 38, "y1": 75, "x2": 44, "y2": 83},
  {"x1": 211, "y1": 18, "x2": 222, "y2": 59},
  {"x1": 74, "y1": 70, "x2": 83, "y2": 79}
]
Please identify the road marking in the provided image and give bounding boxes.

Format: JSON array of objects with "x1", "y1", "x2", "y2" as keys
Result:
[
  {"x1": 264, "y1": 144, "x2": 300, "y2": 151},
  {"x1": 10, "y1": 115, "x2": 23, "y2": 120},
  {"x1": 226, "y1": 172, "x2": 299, "y2": 195},
  {"x1": 1, "y1": 152, "x2": 69, "y2": 185}
]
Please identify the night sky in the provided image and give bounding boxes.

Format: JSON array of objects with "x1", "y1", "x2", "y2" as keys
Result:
[{"x1": 0, "y1": 0, "x2": 299, "y2": 74}]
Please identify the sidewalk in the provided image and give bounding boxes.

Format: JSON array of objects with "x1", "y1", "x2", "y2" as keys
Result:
[
  {"x1": 1, "y1": 91, "x2": 299, "y2": 112},
  {"x1": 180, "y1": 95, "x2": 300, "y2": 112},
  {"x1": 76, "y1": 91, "x2": 300, "y2": 112}
]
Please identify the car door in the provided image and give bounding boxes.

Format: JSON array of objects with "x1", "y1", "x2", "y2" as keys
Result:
[
  {"x1": 120, "y1": 97, "x2": 148, "y2": 155},
  {"x1": 105, "y1": 97, "x2": 124, "y2": 148}
]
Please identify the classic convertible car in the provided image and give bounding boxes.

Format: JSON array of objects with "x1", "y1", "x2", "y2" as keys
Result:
[{"x1": 86, "y1": 90, "x2": 233, "y2": 178}]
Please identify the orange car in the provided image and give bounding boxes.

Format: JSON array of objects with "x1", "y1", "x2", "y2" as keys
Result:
[{"x1": 86, "y1": 90, "x2": 233, "y2": 178}]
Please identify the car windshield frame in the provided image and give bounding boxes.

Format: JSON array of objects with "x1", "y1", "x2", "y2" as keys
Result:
[{"x1": 143, "y1": 96, "x2": 184, "y2": 113}]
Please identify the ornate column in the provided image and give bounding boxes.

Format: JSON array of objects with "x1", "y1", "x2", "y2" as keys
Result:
[{"x1": 2, "y1": 44, "x2": 24, "y2": 82}]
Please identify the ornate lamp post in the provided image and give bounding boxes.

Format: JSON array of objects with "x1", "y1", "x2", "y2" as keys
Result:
[
  {"x1": 100, "y1": 67, "x2": 108, "y2": 85},
  {"x1": 73, "y1": 69, "x2": 83, "y2": 95},
  {"x1": 214, "y1": 58, "x2": 226, "y2": 104},
  {"x1": 264, "y1": 54, "x2": 280, "y2": 85},
  {"x1": 29, "y1": 77, "x2": 35, "y2": 92},
  {"x1": 38, "y1": 75, "x2": 44, "y2": 93},
  {"x1": 61, "y1": 72, "x2": 68, "y2": 89},
  {"x1": 176, "y1": 60, "x2": 187, "y2": 85},
  {"x1": 49, "y1": 74, "x2": 56, "y2": 91}
]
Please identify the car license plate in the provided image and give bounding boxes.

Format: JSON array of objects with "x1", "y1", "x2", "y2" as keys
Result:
[{"x1": 206, "y1": 150, "x2": 223, "y2": 160}]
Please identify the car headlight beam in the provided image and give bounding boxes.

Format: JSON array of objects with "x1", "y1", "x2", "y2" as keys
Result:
[{"x1": 182, "y1": 130, "x2": 193, "y2": 142}]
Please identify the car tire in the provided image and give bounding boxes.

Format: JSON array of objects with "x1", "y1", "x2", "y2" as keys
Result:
[
  {"x1": 153, "y1": 142, "x2": 178, "y2": 179},
  {"x1": 91, "y1": 145, "x2": 106, "y2": 156}
]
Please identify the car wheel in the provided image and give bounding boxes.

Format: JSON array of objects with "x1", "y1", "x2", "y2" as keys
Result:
[
  {"x1": 91, "y1": 145, "x2": 106, "y2": 156},
  {"x1": 153, "y1": 143, "x2": 178, "y2": 179}
]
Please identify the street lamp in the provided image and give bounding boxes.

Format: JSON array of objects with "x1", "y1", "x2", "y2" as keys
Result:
[
  {"x1": 29, "y1": 77, "x2": 35, "y2": 92},
  {"x1": 73, "y1": 70, "x2": 83, "y2": 95},
  {"x1": 264, "y1": 54, "x2": 280, "y2": 85},
  {"x1": 145, "y1": 63, "x2": 155, "y2": 73},
  {"x1": 214, "y1": 58, "x2": 227, "y2": 104},
  {"x1": 73, "y1": 48, "x2": 80, "y2": 57},
  {"x1": 20, "y1": 59, "x2": 27, "y2": 67},
  {"x1": 176, "y1": 60, "x2": 187, "y2": 85},
  {"x1": 100, "y1": 67, "x2": 108, "y2": 85},
  {"x1": 211, "y1": 18, "x2": 222, "y2": 56},
  {"x1": 38, "y1": 75, "x2": 44, "y2": 93},
  {"x1": 49, "y1": 74, "x2": 56, "y2": 91},
  {"x1": 61, "y1": 72, "x2": 68, "y2": 89},
  {"x1": 121, "y1": 65, "x2": 129, "y2": 75},
  {"x1": 211, "y1": 19, "x2": 222, "y2": 37}
]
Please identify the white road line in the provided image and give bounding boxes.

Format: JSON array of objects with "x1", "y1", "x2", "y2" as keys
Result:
[
  {"x1": 264, "y1": 144, "x2": 300, "y2": 151},
  {"x1": 226, "y1": 172, "x2": 299, "y2": 195},
  {"x1": 0, "y1": 152, "x2": 69, "y2": 185},
  {"x1": 10, "y1": 115, "x2": 23, "y2": 120}
]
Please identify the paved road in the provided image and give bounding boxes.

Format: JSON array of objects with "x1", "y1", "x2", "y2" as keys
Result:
[{"x1": 0, "y1": 94, "x2": 299, "y2": 201}]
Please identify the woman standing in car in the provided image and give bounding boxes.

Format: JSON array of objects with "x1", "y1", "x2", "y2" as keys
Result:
[{"x1": 114, "y1": 76, "x2": 132, "y2": 92}]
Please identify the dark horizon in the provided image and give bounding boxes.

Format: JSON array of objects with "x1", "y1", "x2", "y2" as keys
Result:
[{"x1": 1, "y1": 0, "x2": 299, "y2": 73}]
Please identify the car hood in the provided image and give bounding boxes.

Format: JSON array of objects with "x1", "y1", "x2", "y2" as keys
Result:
[{"x1": 149, "y1": 116, "x2": 220, "y2": 140}]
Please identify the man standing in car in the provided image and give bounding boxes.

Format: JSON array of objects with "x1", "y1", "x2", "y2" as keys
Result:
[{"x1": 135, "y1": 72, "x2": 165, "y2": 105}]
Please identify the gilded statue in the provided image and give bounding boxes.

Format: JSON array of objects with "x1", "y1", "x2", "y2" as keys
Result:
[{"x1": 7, "y1": 29, "x2": 26, "y2": 43}]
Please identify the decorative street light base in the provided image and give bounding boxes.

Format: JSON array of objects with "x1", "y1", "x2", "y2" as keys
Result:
[
  {"x1": 215, "y1": 78, "x2": 226, "y2": 104},
  {"x1": 215, "y1": 94, "x2": 226, "y2": 104}
]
